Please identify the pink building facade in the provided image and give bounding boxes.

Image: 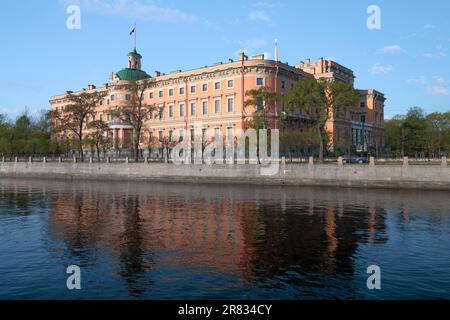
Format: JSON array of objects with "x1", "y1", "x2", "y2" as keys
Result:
[{"x1": 50, "y1": 49, "x2": 385, "y2": 157}]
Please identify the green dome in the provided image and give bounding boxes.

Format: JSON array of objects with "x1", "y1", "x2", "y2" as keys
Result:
[
  {"x1": 128, "y1": 49, "x2": 142, "y2": 58},
  {"x1": 116, "y1": 68, "x2": 150, "y2": 81}
]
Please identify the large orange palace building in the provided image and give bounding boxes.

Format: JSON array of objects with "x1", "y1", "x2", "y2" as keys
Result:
[{"x1": 50, "y1": 47, "x2": 385, "y2": 157}]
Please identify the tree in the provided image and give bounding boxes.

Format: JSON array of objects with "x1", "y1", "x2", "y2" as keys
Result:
[
  {"x1": 426, "y1": 111, "x2": 450, "y2": 157},
  {"x1": 385, "y1": 108, "x2": 450, "y2": 158},
  {"x1": 244, "y1": 87, "x2": 278, "y2": 130},
  {"x1": 87, "y1": 119, "x2": 110, "y2": 161},
  {"x1": 284, "y1": 78, "x2": 360, "y2": 162},
  {"x1": 114, "y1": 79, "x2": 158, "y2": 162},
  {"x1": 50, "y1": 90, "x2": 107, "y2": 161},
  {"x1": 384, "y1": 115, "x2": 405, "y2": 157},
  {"x1": 0, "y1": 114, "x2": 12, "y2": 155},
  {"x1": 402, "y1": 107, "x2": 427, "y2": 157}
]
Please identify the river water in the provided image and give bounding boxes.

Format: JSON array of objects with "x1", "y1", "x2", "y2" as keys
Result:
[{"x1": 0, "y1": 178, "x2": 449, "y2": 299}]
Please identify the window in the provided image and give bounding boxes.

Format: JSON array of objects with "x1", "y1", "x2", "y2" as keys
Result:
[
  {"x1": 256, "y1": 77, "x2": 264, "y2": 86},
  {"x1": 256, "y1": 97, "x2": 264, "y2": 111},
  {"x1": 149, "y1": 132, "x2": 154, "y2": 143},
  {"x1": 214, "y1": 99, "x2": 221, "y2": 113},
  {"x1": 227, "y1": 97, "x2": 234, "y2": 112},
  {"x1": 190, "y1": 85, "x2": 196, "y2": 93},
  {"x1": 281, "y1": 81, "x2": 286, "y2": 89},
  {"x1": 190, "y1": 128, "x2": 195, "y2": 142},
  {"x1": 227, "y1": 80, "x2": 234, "y2": 88},
  {"x1": 110, "y1": 95, "x2": 115, "y2": 101},
  {"x1": 179, "y1": 103, "x2": 185, "y2": 117},
  {"x1": 158, "y1": 107, "x2": 163, "y2": 120},
  {"x1": 360, "y1": 102, "x2": 366, "y2": 109},
  {"x1": 125, "y1": 94, "x2": 131, "y2": 101},
  {"x1": 214, "y1": 127, "x2": 220, "y2": 139},
  {"x1": 361, "y1": 115, "x2": 366, "y2": 123},
  {"x1": 190, "y1": 102, "x2": 196, "y2": 116},
  {"x1": 179, "y1": 87, "x2": 185, "y2": 95},
  {"x1": 150, "y1": 92, "x2": 154, "y2": 99},
  {"x1": 202, "y1": 128, "x2": 208, "y2": 142},
  {"x1": 202, "y1": 84, "x2": 208, "y2": 92},
  {"x1": 159, "y1": 90, "x2": 163, "y2": 98},
  {"x1": 169, "y1": 104, "x2": 174, "y2": 118},
  {"x1": 202, "y1": 101, "x2": 208, "y2": 115},
  {"x1": 214, "y1": 82, "x2": 221, "y2": 90},
  {"x1": 99, "y1": 100, "x2": 103, "y2": 106},
  {"x1": 158, "y1": 131, "x2": 163, "y2": 142},
  {"x1": 150, "y1": 109, "x2": 154, "y2": 119},
  {"x1": 169, "y1": 130, "x2": 173, "y2": 142},
  {"x1": 169, "y1": 88, "x2": 174, "y2": 97}
]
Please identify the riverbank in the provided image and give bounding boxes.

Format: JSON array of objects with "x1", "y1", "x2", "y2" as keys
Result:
[{"x1": 1, "y1": 161, "x2": 449, "y2": 190}]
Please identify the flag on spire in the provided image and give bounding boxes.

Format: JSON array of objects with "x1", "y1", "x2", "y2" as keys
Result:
[{"x1": 129, "y1": 25, "x2": 136, "y2": 36}]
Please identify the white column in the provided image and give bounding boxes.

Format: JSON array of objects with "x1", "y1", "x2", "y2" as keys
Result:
[
  {"x1": 120, "y1": 128, "x2": 124, "y2": 149},
  {"x1": 113, "y1": 129, "x2": 117, "y2": 149}
]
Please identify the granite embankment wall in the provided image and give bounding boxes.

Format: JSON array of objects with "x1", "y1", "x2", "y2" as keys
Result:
[{"x1": 1, "y1": 161, "x2": 450, "y2": 190}]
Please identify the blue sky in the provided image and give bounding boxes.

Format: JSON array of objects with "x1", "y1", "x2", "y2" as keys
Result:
[{"x1": 0, "y1": 0, "x2": 449, "y2": 119}]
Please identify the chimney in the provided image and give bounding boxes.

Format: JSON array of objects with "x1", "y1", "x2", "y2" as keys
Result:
[
  {"x1": 251, "y1": 54, "x2": 265, "y2": 60},
  {"x1": 155, "y1": 71, "x2": 161, "y2": 77},
  {"x1": 239, "y1": 52, "x2": 248, "y2": 61}
]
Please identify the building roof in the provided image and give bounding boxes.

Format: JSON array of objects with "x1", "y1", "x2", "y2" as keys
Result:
[
  {"x1": 115, "y1": 68, "x2": 150, "y2": 81},
  {"x1": 128, "y1": 49, "x2": 142, "y2": 58}
]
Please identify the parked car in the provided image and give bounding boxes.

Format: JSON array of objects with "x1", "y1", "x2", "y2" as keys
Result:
[{"x1": 342, "y1": 155, "x2": 368, "y2": 164}]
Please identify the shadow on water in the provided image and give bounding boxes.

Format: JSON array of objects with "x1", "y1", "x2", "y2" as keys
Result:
[{"x1": 0, "y1": 178, "x2": 449, "y2": 299}]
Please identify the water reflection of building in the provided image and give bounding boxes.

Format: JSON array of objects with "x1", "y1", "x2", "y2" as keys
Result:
[
  {"x1": 43, "y1": 182, "x2": 395, "y2": 297},
  {"x1": 4, "y1": 178, "x2": 450, "y2": 298}
]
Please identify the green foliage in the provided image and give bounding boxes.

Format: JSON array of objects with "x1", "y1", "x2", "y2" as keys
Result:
[
  {"x1": 0, "y1": 111, "x2": 56, "y2": 155},
  {"x1": 244, "y1": 87, "x2": 278, "y2": 130},
  {"x1": 283, "y1": 77, "x2": 360, "y2": 161},
  {"x1": 385, "y1": 107, "x2": 450, "y2": 157}
]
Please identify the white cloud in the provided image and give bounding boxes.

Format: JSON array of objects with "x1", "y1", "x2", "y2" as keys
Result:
[
  {"x1": 233, "y1": 37, "x2": 272, "y2": 59},
  {"x1": 408, "y1": 76, "x2": 450, "y2": 96},
  {"x1": 246, "y1": 37, "x2": 268, "y2": 48},
  {"x1": 249, "y1": 11, "x2": 271, "y2": 22},
  {"x1": 379, "y1": 45, "x2": 403, "y2": 54},
  {"x1": 65, "y1": 0, "x2": 198, "y2": 24},
  {"x1": 407, "y1": 77, "x2": 426, "y2": 85},
  {"x1": 424, "y1": 24, "x2": 436, "y2": 29},
  {"x1": 428, "y1": 86, "x2": 450, "y2": 96},
  {"x1": 434, "y1": 76, "x2": 446, "y2": 85},
  {"x1": 253, "y1": 2, "x2": 282, "y2": 8},
  {"x1": 371, "y1": 63, "x2": 393, "y2": 75},
  {"x1": 423, "y1": 50, "x2": 447, "y2": 59}
]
